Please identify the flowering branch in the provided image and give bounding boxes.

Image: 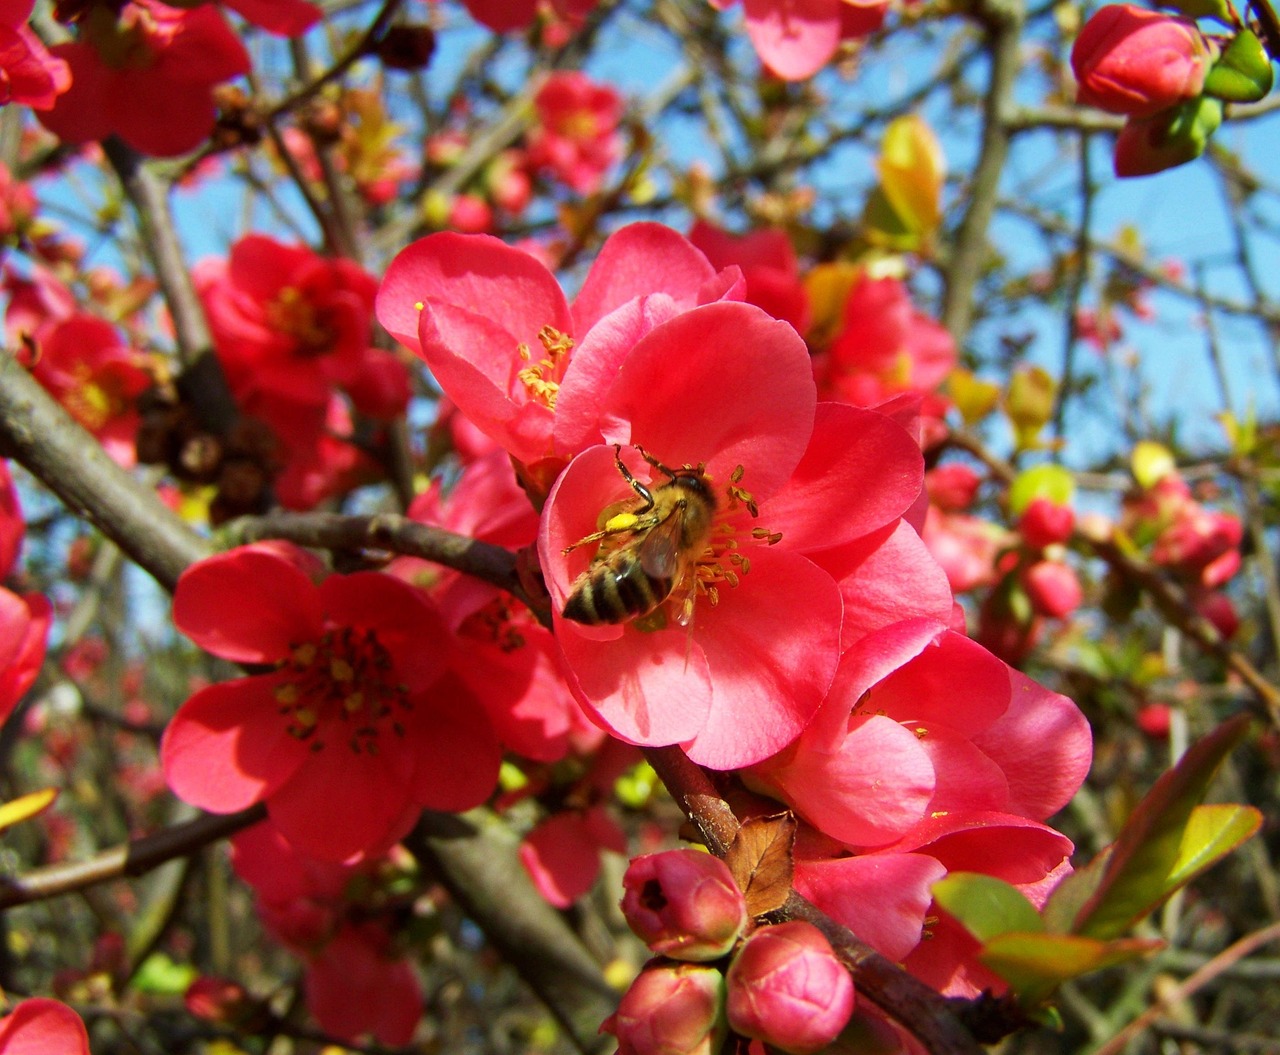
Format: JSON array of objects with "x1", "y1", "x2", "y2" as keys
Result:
[{"x1": 642, "y1": 746, "x2": 993, "y2": 1055}]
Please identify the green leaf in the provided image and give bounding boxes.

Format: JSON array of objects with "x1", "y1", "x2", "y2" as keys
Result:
[
  {"x1": 980, "y1": 932, "x2": 1163, "y2": 1006},
  {"x1": 132, "y1": 952, "x2": 198, "y2": 995},
  {"x1": 1203, "y1": 31, "x2": 1275, "y2": 102},
  {"x1": 1009, "y1": 464, "x2": 1075, "y2": 517},
  {"x1": 1061, "y1": 715, "x2": 1252, "y2": 940},
  {"x1": 1165, "y1": 803, "x2": 1262, "y2": 890},
  {"x1": 862, "y1": 186, "x2": 922, "y2": 252},
  {"x1": 933, "y1": 873, "x2": 1045, "y2": 942}
]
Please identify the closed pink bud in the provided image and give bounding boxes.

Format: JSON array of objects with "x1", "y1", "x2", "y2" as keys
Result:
[
  {"x1": 1022, "y1": 560, "x2": 1083, "y2": 618},
  {"x1": 725, "y1": 922, "x2": 854, "y2": 1055},
  {"x1": 1072, "y1": 4, "x2": 1209, "y2": 118},
  {"x1": 621, "y1": 850, "x2": 748, "y2": 961},
  {"x1": 1018, "y1": 497, "x2": 1075, "y2": 549},
  {"x1": 603, "y1": 962, "x2": 727, "y2": 1055}
]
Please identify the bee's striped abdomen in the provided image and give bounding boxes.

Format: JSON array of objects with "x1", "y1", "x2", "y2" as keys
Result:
[{"x1": 563, "y1": 555, "x2": 673, "y2": 625}]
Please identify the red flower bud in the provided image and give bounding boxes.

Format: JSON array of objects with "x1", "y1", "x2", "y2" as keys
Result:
[
  {"x1": 725, "y1": 922, "x2": 854, "y2": 1055},
  {"x1": 603, "y1": 962, "x2": 727, "y2": 1055},
  {"x1": 1018, "y1": 497, "x2": 1075, "y2": 549},
  {"x1": 1022, "y1": 560, "x2": 1083, "y2": 618},
  {"x1": 1072, "y1": 4, "x2": 1210, "y2": 117},
  {"x1": 621, "y1": 849, "x2": 748, "y2": 961}
]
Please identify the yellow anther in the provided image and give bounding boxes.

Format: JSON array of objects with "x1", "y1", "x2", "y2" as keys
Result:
[
  {"x1": 291, "y1": 642, "x2": 317, "y2": 666},
  {"x1": 330, "y1": 658, "x2": 355, "y2": 682},
  {"x1": 295, "y1": 707, "x2": 317, "y2": 728},
  {"x1": 344, "y1": 692, "x2": 364, "y2": 713},
  {"x1": 274, "y1": 683, "x2": 299, "y2": 705}
]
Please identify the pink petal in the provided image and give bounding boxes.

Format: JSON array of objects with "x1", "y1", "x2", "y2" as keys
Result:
[
  {"x1": 375, "y1": 232, "x2": 570, "y2": 354},
  {"x1": 752, "y1": 713, "x2": 935, "y2": 845},
  {"x1": 305, "y1": 926, "x2": 422, "y2": 1046},
  {"x1": 173, "y1": 545, "x2": 324, "y2": 664},
  {"x1": 970, "y1": 668, "x2": 1092, "y2": 820},
  {"x1": 519, "y1": 811, "x2": 605, "y2": 907},
  {"x1": 0, "y1": 999, "x2": 89, "y2": 1055},
  {"x1": 869, "y1": 630, "x2": 1010, "y2": 733},
  {"x1": 0, "y1": 589, "x2": 48, "y2": 725},
  {"x1": 268, "y1": 741, "x2": 415, "y2": 862},
  {"x1": 743, "y1": 0, "x2": 842, "y2": 80},
  {"x1": 763, "y1": 402, "x2": 924, "y2": 553},
  {"x1": 161, "y1": 676, "x2": 310, "y2": 813},
  {"x1": 598, "y1": 302, "x2": 816, "y2": 499},
  {"x1": 405, "y1": 674, "x2": 502, "y2": 811},
  {"x1": 683, "y1": 547, "x2": 841, "y2": 769},
  {"x1": 571, "y1": 222, "x2": 718, "y2": 334},
  {"x1": 917, "y1": 725, "x2": 1010, "y2": 814},
  {"x1": 890, "y1": 811, "x2": 1075, "y2": 886},
  {"x1": 823, "y1": 521, "x2": 955, "y2": 650},
  {"x1": 795, "y1": 853, "x2": 946, "y2": 961}
]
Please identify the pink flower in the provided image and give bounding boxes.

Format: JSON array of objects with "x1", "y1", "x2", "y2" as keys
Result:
[
  {"x1": 815, "y1": 274, "x2": 956, "y2": 407},
  {"x1": 604, "y1": 961, "x2": 727, "y2": 1055},
  {"x1": 538, "y1": 305, "x2": 924, "y2": 769},
  {"x1": 217, "y1": 0, "x2": 321, "y2": 35},
  {"x1": 1018, "y1": 496, "x2": 1075, "y2": 549},
  {"x1": 712, "y1": 0, "x2": 889, "y2": 81},
  {"x1": 621, "y1": 849, "x2": 747, "y2": 961},
  {"x1": 0, "y1": 461, "x2": 50, "y2": 727},
  {"x1": 1021, "y1": 559, "x2": 1083, "y2": 618},
  {"x1": 725, "y1": 921, "x2": 853, "y2": 1054},
  {"x1": 527, "y1": 71, "x2": 623, "y2": 195},
  {"x1": 39, "y1": 0, "x2": 250, "y2": 157},
  {"x1": 449, "y1": 0, "x2": 599, "y2": 33},
  {"x1": 375, "y1": 222, "x2": 744, "y2": 486},
  {"x1": 1071, "y1": 4, "x2": 1209, "y2": 118},
  {"x1": 304, "y1": 923, "x2": 422, "y2": 1046},
  {"x1": 0, "y1": 0, "x2": 71, "y2": 109},
  {"x1": 196, "y1": 234, "x2": 408, "y2": 422},
  {"x1": 161, "y1": 543, "x2": 502, "y2": 861},
  {"x1": 0, "y1": 998, "x2": 90, "y2": 1054},
  {"x1": 688, "y1": 220, "x2": 811, "y2": 335}
]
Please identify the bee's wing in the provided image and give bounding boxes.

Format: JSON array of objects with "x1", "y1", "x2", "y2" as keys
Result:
[{"x1": 636, "y1": 508, "x2": 686, "y2": 579}]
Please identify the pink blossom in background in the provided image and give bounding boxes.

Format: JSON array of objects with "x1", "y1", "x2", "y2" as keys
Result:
[
  {"x1": 711, "y1": 0, "x2": 889, "y2": 81},
  {"x1": 39, "y1": 0, "x2": 250, "y2": 157},
  {"x1": 0, "y1": 0, "x2": 71, "y2": 109},
  {"x1": 216, "y1": 0, "x2": 321, "y2": 35},
  {"x1": 518, "y1": 805, "x2": 626, "y2": 907},
  {"x1": 528, "y1": 71, "x2": 623, "y2": 195}
]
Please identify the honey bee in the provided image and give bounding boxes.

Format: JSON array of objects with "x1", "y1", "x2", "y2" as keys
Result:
[{"x1": 561, "y1": 445, "x2": 716, "y2": 627}]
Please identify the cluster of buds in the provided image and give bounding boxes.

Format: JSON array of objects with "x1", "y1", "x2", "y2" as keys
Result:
[
  {"x1": 1070, "y1": 2, "x2": 1275, "y2": 176},
  {"x1": 605, "y1": 850, "x2": 855, "y2": 1055}
]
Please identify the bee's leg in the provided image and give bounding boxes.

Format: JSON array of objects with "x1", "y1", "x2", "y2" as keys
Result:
[
  {"x1": 634, "y1": 443, "x2": 704, "y2": 482},
  {"x1": 613, "y1": 444, "x2": 655, "y2": 511}
]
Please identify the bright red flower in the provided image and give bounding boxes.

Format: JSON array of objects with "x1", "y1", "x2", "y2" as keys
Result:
[
  {"x1": 0, "y1": 460, "x2": 50, "y2": 728},
  {"x1": 0, "y1": 1, "x2": 71, "y2": 109},
  {"x1": 688, "y1": 220, "x2": 811, "y2": 336},
  {"x1": 162, "y1": 543, "x2": 502, "y2": 861},
  {"x1": 376, "y1": 222, "x2": 744, "y2": 484},
  {"x1": 527, "y1": 71, "x2": 623, "y2": 195},
  {"x1": 539, "y1": 304, "x2": 924, "y2": 769},
  {"x1": 443, "y1": 0, "x2": 599, "y2": 33},
  {"x1": 38, "y1": 0, "x2": 250, "y2": 157},
  {"x1": 206, "y1": 0, "x2": 321, "y2": 35},
  {"x1": 304, "y1": 922, "x2": 422, "y2": 1046},
  {"x1": 0, "y1": 998, "x2": 90, "y2": 1055},
  {"x1": 518, "y1": 805, "x2": 626, "y2": 907},
  {"x1": 711, "y1": 0, "x2": 889, "y2": 81}
]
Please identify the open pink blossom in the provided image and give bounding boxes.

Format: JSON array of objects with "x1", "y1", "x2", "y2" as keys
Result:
[
  {"x1": 539, "y1": 302, "x2": 925, "y2": 769},
  {"x1": 39, "y1": 0, "x2": 250, "y2": 157},
  {"x1": 0, "y1": 998, "x2": 90, "y2": 1055},
  {"x1": 527, "y1": 71, "x2": 623, "y2": 195},
  {"x1": 0, "y1": 460, "x2": 50, "y2": 727},
  {"x1": 0, "y1": 0, "x2": 71, "y2": 109},
  {"x1": 161, "y1": 543, "x2": 502, "y2": 861},
  {"x1": 750, "y1": 620, "x2": 1092, "y2": 847},
  {"x1": 375, "y1": 222, "x2": 744, "y2": 485},
  {"x1": 713, "y1": 0, "x2": 889, "y2": 81}
]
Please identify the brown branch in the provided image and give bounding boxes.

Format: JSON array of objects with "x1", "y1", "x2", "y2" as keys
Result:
[
  {"x1": 0, "y1": 805, "x2": 266, "y2": 910},
  {"x1": 219, "y1": 510, "x2": 545, "y2": 618},
  {"x1": 641, "y1": 746, "x2": 988, "y2": 1055},
  {"x1": 0, "y1": 353, "x2": 213, "y2": 593}
]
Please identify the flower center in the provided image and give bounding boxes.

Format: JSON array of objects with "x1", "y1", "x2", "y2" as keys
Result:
[
  {"x1": 457, "y1": 597, "x2": 527, "y2": 653},
  {"x1": 515, "y1": 325, "x2": 573, "y2": 410},
  {"x1": 273, "y1": 627, "x2": 410, "y2": 752},
  {"x1": 266, "y1": 287, "x2": 335, "y2": 357},
  {"x1": 690, "y1": 465, "x2": 782, "y2": 610}
]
